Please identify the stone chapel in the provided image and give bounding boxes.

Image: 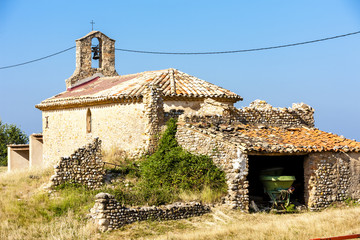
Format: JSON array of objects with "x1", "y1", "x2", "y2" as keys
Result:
[{"x1": 35, "y1": 31, "x2": 242, "y2": 164}]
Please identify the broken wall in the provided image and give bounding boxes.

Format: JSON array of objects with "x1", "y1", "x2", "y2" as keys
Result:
[
  {"x1": 50, "y1": 138, "x2": 105, "y2": 189},
  {"x1": 198, "y1": 99, "x2": 314, "y2": 128},
  {"x1": 176, "y1": 122, "x2": 249, "y2": 211}
]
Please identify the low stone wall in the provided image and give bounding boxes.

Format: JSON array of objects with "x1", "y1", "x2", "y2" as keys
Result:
[
  {"x1": 90, "y1": 193, "x2": 211, "y2": 231},
  {"x1": 50, "y1": 138, "x2": 105, "y2": 189}
]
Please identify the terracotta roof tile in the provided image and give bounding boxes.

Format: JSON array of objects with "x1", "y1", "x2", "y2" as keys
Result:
[
  {"x1": 187, "y1": 122, "x2": 360, "y2": 153},
  {"x1": 37, "y1": 68, "x2": 242, "y2": 109}
]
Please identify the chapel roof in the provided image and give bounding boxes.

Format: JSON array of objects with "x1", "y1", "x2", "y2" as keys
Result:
[
  {"x1": 36, "y1": 68, "x2": 242, "y2": 110},
  {"x1": 181, "y1": 120, "x2": 360, "y2": 154}
]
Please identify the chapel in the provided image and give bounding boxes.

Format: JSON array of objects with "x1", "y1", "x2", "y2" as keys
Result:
[{"x1": 35, "y1": 31, "x2": 242, "y2": 164}]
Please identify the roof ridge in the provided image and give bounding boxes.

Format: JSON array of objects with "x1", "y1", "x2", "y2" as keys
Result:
[
  {"x1": 100, "y1": 68, "x2": 176, "y2": 80},
  {"x1": 169, "y1": 68, "x2": 176, "y2": 95}
]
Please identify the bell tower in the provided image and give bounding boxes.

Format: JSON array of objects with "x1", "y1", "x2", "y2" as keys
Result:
[{"x1": 65, "y1": 31, "x2": 118, "y2": 89}]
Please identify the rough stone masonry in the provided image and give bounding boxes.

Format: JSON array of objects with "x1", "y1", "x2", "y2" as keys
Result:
[
  {"x1": 89, "y1": 192, "x2": 211, "y2": 232},
  {"x1": 49, "y1": 138, "x2": 105, "y2": 189},
  {"x1": 176, "y1": 99, "x2": 360, "y2": 211}
]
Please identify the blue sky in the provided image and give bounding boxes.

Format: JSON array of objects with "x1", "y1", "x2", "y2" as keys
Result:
[{"x1": 0, "y1": 0, "x2": 359, "y2": 140}]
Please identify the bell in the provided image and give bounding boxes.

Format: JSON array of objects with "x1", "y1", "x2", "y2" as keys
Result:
[{"x1": 92, "y1": 46, "x2": 100, "y2": 60}]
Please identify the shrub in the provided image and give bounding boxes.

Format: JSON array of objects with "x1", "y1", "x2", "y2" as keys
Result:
[{"x1": 140, "y1": 118, "x2": 227, "y2": 205}]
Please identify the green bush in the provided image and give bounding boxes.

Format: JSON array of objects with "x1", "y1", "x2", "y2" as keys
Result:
[{"x1": 140, "y1": 118, "x2": 227, "y2": 205}]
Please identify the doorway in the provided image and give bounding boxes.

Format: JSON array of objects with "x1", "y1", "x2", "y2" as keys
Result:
[{"x1": 247, "y1": 154, "x2": 306, "y2": 209}]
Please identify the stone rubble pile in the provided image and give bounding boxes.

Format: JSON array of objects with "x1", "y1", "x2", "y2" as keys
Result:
[{"x1": 50, "y1": 138, "x2": 105, "y2": 189}]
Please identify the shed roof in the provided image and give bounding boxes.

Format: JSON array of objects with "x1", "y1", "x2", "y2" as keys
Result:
[
  {"x1": 36, "y1": 68, "x2": 242, "y2": 110},
  {"x1": 183, "y1": 122, "x2": 360, "y2": 153}
]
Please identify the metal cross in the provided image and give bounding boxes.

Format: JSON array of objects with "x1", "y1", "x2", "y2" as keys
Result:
[{"x1": 90, "y1": 20, "x2": 95, "y2": 31}]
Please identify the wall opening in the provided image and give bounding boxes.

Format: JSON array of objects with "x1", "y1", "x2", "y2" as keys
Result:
[
  {"x1": 91, "y1": 37, "x2": 101, "y2": 68},
  {"x1": 45, "y1": 116, "x2": 49, "y2": 129},
  {"x1": 247, "y1": 154, "x2": 306, "y2": 209},
  {"x1": 86, "y1": 108, "x2": 92, "y2": 133}
]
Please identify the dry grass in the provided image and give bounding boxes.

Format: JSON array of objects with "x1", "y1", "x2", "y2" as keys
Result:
[
  {"x1": 179, "y1": 186, "x2": 224, "y2": 204},
  {"x1": 0, "y1": 167, "x2": 100, "y2": 240},
  {"x1": 102, "y1": 147, "x2": 128, "y2": 165},
  {"x1": 106, "y1": 206, "x2": 360, "y2": 240},
  {"x1": 1, "y1": 168, "x2": 360, "y2": 240},
  {"x1": 0, "y1": 166, "x2": 7, "y2": 174}
]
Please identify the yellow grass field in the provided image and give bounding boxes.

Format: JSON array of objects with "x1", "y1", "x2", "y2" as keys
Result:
[
  {"x1": 0, "y1": 168, "x2": 359, "y2": 240},
  {"x1": 0, "y1": 166, "x2": 7, "y2": 174}
]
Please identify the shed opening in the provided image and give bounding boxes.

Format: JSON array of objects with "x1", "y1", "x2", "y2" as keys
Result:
[{"x1": 247, "y1": 154, "x2": 306, "y2": 210}]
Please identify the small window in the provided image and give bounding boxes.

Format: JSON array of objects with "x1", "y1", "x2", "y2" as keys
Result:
[
  {"x1": 86, "y1": 109, "x2": 92, "y2": 133},
  {"x1": 45, "y1": 116, "x2": 49, "y2": 129}
]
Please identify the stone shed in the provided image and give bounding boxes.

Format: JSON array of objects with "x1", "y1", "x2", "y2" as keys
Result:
[{"x1": 176, "y1": 100, "x2": 360, "y2": 211}]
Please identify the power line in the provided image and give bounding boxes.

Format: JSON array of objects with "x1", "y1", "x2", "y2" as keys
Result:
[
  {"x1": 0, "y1": 46, "x2": 76, "y2": 70},
  {"x1": 116, "y1": 31, "x2": 360, "y2": 54},
  {"x1": 0, "y1": 31, "x2": 359, "y2": 70}
]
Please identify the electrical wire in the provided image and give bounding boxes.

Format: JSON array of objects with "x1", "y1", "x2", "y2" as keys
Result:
[
  {"x1": 0, "y1": 31, "x2": 359, "y2": 70},
  {"x1": 115, "y1": 31, "x2": 360, "y2": 54},
  {"x1": 0, "y1": 46, "x2": 76, "y2": 70}
]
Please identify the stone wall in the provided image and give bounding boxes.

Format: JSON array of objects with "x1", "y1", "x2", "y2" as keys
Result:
[
  {"x1": 50, "y1": 138, "x2": 105, "y2": 189},
  {"x1": 197, "y1": 99, "x2": 314, "y2": 128},
  {"x1": 143, "y1": 85, "x2": 164, "y2": 154},
  {"x1": 42, "y1": 101, "x2": 148, "y2": 165},
  {"x1": 305, "y1": 152, "x2": 360, "y2": 210},
  {"x1": 90, "y1": 193, "x2": 211, "y2": 232},
  {"x1": 42, "y1": 85, "x2": 166, "y2": 165},
  {"x1": 348, "y1": 152, "x2": 360, "y2": 199},
  {"x1": 235, "y1": 100, "x2": 314, "y2": 127},
  {"x1": 176, "y1": 123, "x2": 249, "y2": 211}
]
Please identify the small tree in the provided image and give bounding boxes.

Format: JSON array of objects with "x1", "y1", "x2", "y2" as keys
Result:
[{"x1": 0, "y1": 121, "x2": 28, "y2": 166}]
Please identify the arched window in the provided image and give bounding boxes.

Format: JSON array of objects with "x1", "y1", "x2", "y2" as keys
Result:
[
  {"x1": 91, "y1": 37, "x2": 102, "y2": 68},
  {"x1": 86, "y1": 108, "x2": 92, "y2": 133}
]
